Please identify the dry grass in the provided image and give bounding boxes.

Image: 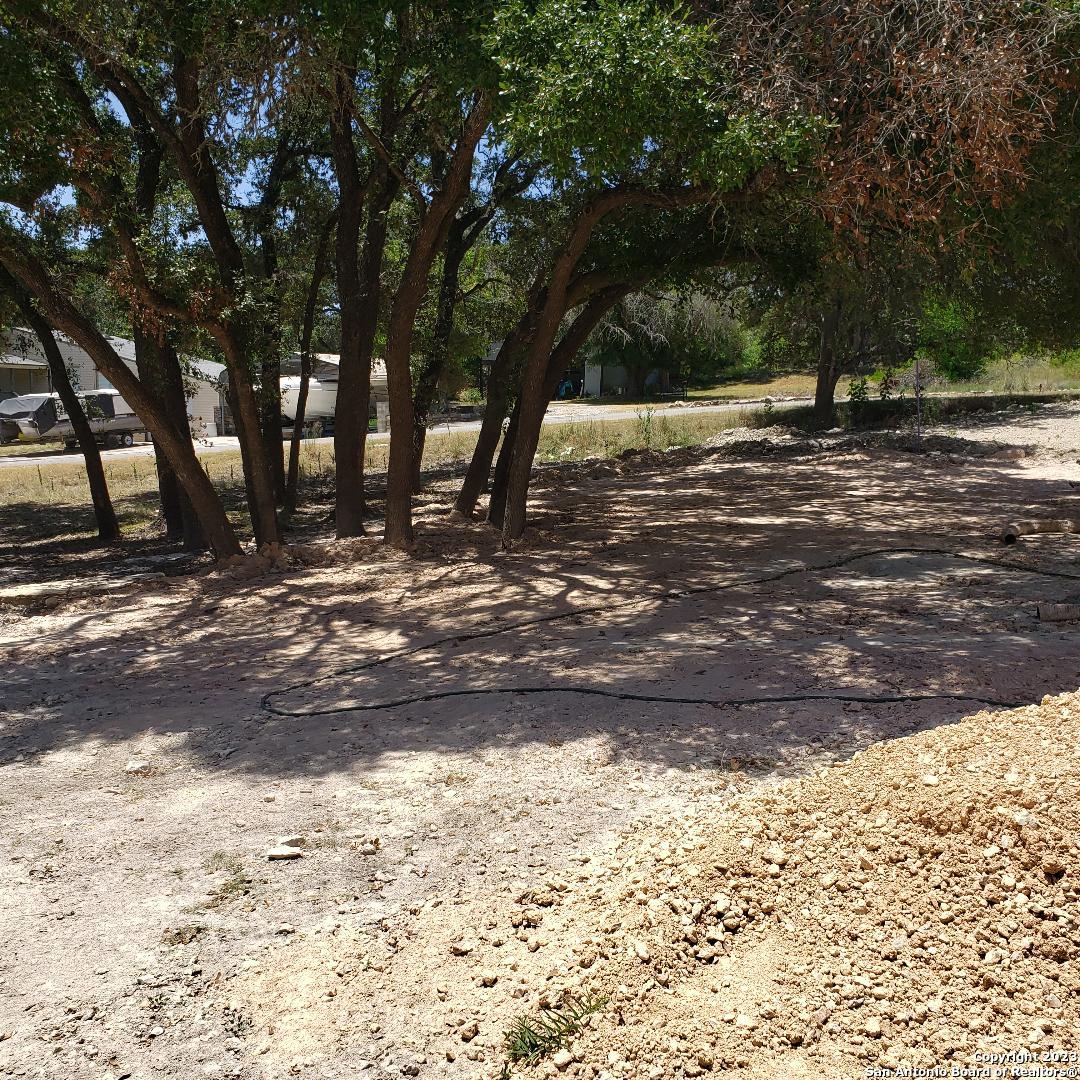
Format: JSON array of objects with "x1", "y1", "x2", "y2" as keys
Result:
[
  {"x1": 562, "y1": 373, "x2": 816, "y2": 408},
  {"x1": 686, "y1": 372, "x2": 817, "y2": 400},
  {"x1": 534, "y1": 407, "x2": 759, "y2": 461},
  {"x1": 945, "y1": 351, "x2": 1080, "y2": 395},
  {"x1": 0, "y1": 409, "x2": 762, "y2": 517},
  {"x1": 0, "y1": 441, "x2": 65, "y2": 458}
]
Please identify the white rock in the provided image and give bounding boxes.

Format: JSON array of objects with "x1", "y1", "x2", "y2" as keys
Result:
[
  {"x1": 266, "y1": 845, "x2": 303, "y2": 860},
  {"x1": 763, "y1": 844, "x2": 788, "y2": 866},
  {"x1": 553, "y1": 1048, "x2": 574, "y2": 1070},
  {"x1": 125, "y1": 759, "x2": 153, "y2": 776}
]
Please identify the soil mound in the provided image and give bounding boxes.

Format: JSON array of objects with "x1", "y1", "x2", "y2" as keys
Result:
[{"x1": 522, "y1": 691, "x2": 1080, "y2": 1079}]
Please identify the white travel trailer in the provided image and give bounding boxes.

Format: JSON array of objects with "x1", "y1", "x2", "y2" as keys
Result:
[{"x1": 278, "y1": 352, "x2": 389, "y2": 430}]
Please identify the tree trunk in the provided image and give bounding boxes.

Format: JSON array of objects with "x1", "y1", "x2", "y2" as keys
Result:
[
  {"x1": 285, "y1": 212, "x2": 335, "y2": 514},
  {"x1": 131, "y1": 326, "x2": 205, "y2": 549},
  {"x1": 813, "y1": 297, "x2": 843, "y2": 429},
  {"x1": 423, "y1": 163, "x2": 537, "y2": 507},
  {"x1": 812, "y1": 357, "x2": 840, "y2": 429},
  {"x1": 169, "y1": 53, "x2": 280, "y2": 547},
  {"x1": 333, "y1": 179, "x2": 392, "y2": 536},
  {"x1": 330, "y1": 74, "x2": 396, "y2": 537},
  {"x1": 217, "y1": 336, "x2": 280, "y2": 548},
  {"x1": 454, "y1": 326, "x2": 525, "y2": 518},
  {"x1": 410, "y1": 224, "x2": 469, "y2": 492},
  {"x1": 13, "y1": 288, "x2": 120, "y2": 544},
  {"x1": 382, "y1": 96, "x2": 491, "y2": 548},
  {"x1": 500, "y1": 286, "x2": 634, "y2": 543},
  {"x1": 128, "y1": 116, "x2": 203, "y2": 549},
  {"x1": 160, "y1": 340, "x2": 206, "y2": 552},
  {"x1": 260, "y1": 351, "x2": 285, "y2": 504},
  {"x1": 497, "y1": 216, "x2": 614, "y2": 545},
  {"x1": 254, "y1": 133, "x2": 298, "y2": 507},
  {"x1": 1, "y1": 246, "x2": 242, "y2": 557},
  {"x1": 284, "y1": 362, "x2": 311, "y2": 516},
  {"x1": 486, "y1": 402, "x2": 520, "y2": 529},
  {"x1": 382, "y1": 296, "x2": 419, "y2": 546}
]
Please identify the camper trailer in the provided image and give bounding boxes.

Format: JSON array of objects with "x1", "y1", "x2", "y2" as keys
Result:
[{"x1": 0, "y1": 389, "x2": 144, "y2": 448}]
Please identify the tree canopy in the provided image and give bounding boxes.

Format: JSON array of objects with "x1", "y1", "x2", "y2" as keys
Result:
[{"x1": 0, "y1": 0, "x2": 1075, "y2": 553}]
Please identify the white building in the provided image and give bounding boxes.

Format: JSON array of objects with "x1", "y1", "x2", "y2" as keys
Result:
[{"x1": 0, "y1": 328, "x2": 225, "y2": 437}]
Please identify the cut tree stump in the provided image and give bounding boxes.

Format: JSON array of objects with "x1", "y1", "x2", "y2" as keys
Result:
[
  {"x1": 1037, "y1": 603, "x2": 1080, "y2": 623},
  {"x1": 1000, "y1": 519, "x2": 1080, "y2": 545}
]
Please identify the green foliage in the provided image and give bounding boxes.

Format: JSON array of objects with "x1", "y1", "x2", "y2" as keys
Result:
[
  {"x1": 847, "y1": 375, "x2": 869, "y2": 420},
  {"x1": 917, "y1": 295, "x2": 994, "y2": 382},
  {"x1": 488, "y1": 0, "x2": 817, "y2": 185},
  {"x1": 502, "y1": 991, "x2": 607, "y2": 1069},
  {"x1": 0, "y1": 16, "x2": 77, "y2": 209},
  {"x1": 589, "y1": 292, "x2": 753, "y2": 393}
]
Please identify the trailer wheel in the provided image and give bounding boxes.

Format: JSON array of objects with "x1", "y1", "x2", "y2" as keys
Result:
[{"x1": 120, "y1": 432, "x2": 135, "y2": 448}]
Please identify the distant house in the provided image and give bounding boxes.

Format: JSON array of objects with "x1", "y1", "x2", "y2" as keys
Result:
[
  {"x1": 581, "y1": 359, "x2": 672, "y2": 399},
  {"x1": 1, "y1": 328, "x2": 58, "y2": 396},
  {"x1": 0, "y1": 328, "x2": 225, "y2": 436}
]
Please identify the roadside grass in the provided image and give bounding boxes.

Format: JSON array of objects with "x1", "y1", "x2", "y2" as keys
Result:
[
  {"x1": 686, "y1": 372, "x2": 817, "y2": 400},
  {"x1": 561, "y1": 371, "x2": 815, "y2": 408},
  {"x1": 565, "y1": 351, "x2": 1080, "y2": 407},
  {"x1": 0, "y1": 440, "x2": 73, "y2": 458},
  {"x1": 2, "y1": 389, "x2": 1074, "y2": 553},
  {"x1": 0, "y1": 409, "x2": 764, "y2": 519},
  {"x1": 535, "y1": 407, "x2": 761, "y2": 462},
  {"x1": 944, "y1": 352, "x2": 1080, "y2": 396}
]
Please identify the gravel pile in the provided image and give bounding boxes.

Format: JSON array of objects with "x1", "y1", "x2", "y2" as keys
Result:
[{"x1": 519, "y1": 691, "x2": 1080, "y2": 1079}]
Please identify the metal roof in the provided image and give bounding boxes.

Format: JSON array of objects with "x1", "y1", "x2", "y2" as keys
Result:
[{"x1": 0, "y1": 352, "x2": 48, "y2": 369}]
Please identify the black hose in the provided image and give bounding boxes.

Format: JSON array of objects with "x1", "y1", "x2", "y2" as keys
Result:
[{"x1": 262, "y1": 546, "x2": 1080, "y2": 718}]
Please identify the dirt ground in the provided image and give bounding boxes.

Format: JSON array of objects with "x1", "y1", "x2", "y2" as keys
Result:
[{"x1": 1, "y1": 406, "x2": 1079, "y2": 1080}]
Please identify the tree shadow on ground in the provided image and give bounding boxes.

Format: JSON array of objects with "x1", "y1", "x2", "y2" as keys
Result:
[{"x1": 1, "y1": 442, "x2": 1079, "y2": 788}]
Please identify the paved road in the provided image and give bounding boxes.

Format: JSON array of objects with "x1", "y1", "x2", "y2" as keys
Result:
[{"x1": 0, "y1": 397, "x2": 807, "y2": 470}]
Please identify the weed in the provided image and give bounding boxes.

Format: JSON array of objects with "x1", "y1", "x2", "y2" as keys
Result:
[
  {"x1": 502, "y1": 991, "x2": 607, "y2": 1070},
  {"x1": 222, "y1": 1004, "x2": 254, "y2": 1038},
  {"x1": 197, "y1": 852, "x2": 251, "y2": 909},
  {"x1": 848, "y1": 376, "x2": 869, "y2": 422},
  {"x1": 204, "y1": 870, "x2": 252, "y2": 908},
  {"x1": 635, "y1": 406, "x2": 655, "y2": 447},
  {"x1": 203, "y1": 851, "x2": 243, "y2": 875},
  {"x1": 310, "y1": 816, "x2": 343, "y2": 849},
  {"x1": 161, "y1": 924, "x2": 205, "y2": 946},
  {"x1": 438, "y1": 770, "x2": 472, "y2": 787}
]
